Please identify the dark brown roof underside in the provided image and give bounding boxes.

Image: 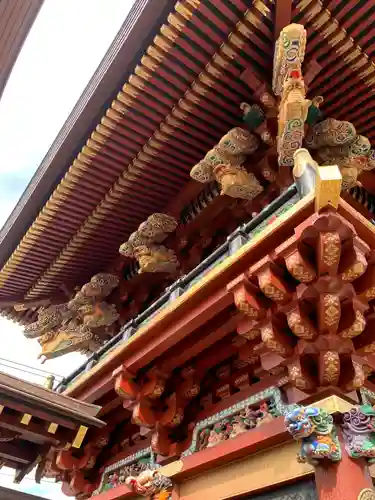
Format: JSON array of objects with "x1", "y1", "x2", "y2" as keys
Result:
[{"x1": 0, "y1": 1, "x2": 43, "y2": 99}]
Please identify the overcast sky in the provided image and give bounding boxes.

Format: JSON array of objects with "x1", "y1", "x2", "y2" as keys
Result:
[{"x1": 0, "y1": 0, "x2": 136, "y2": 497}]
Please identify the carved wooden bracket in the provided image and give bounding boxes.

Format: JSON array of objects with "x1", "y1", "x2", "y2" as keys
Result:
[
  {"x1": 24, "y1": 274, "x2": 119, "y2": 359},
  {"x1": 231, "y1": 209, "x2": 375, "y2": 393},
  {"x1": 119, "y1": 213, "x2": 179, "y2": 274},
  {"x1": 190, "y1": 127, "x2": 263, "y2": 201},
  {"x1": 227, "y1": 274, "x2": 267, "y2": 319}
]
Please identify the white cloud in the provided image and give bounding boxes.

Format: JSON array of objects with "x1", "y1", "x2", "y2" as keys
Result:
[
  {"x1": 0, "y1": 0, "x2": 137, "y2": 497},
  {"x1": 0, "y1": 0, "x2": 137, "y2": 224},
  {"x1": 0, "y1": 468, "x2": 68, "y2": 499}
]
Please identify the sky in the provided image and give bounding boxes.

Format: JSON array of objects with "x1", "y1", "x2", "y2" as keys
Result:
[{"x1": 0, "y1": 0, "x2": 137, "y2": 497}]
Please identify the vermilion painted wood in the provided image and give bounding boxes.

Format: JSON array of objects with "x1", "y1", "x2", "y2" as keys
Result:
[
  {"x1": 314, "y1": 430, "x2": 374, "y2": 500},
  {"x1": 68, "y1": 199, "x2": 315, "y2": 400},
  {"x1": 91, "y1": 416, "x2": 294, "y2": 499},
  {"x1": 158, "y1": 321, "x2": 239, "y2": 373}
]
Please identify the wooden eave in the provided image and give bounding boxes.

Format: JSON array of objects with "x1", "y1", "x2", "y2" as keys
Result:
[
  {"x1": 0, "y1": 1, "x2": 43, "y2": 100},
  {"x1": 1, "y1": 0, "x2": 375, "y2": 305},
  {"x1": 0, "y1": 0, "x2": 176, "y2": 280},
  {"x1": 0, "y1": 373, "x2": 106, "y2": 474},
  {"x1": 0, "y1": 372, "x2": 104, "y2": 428}
]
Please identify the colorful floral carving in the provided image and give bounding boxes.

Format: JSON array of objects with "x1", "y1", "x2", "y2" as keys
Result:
[
  {"x1": 183, "y1": 387, "x2": 293, "y2": 456},
  {"x1": 342, "y1": 405, "x2": 375, "y2": 461},
  {"x1": 285, "y1": 406, "x2": 341, "y2": 464},
  {"x1": 196, "y1": 403, "x2": 276, "y2": 451}
]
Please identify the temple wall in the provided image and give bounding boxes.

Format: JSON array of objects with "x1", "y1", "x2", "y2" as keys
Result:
[{"x1": 178, "y1": 441, "x2": 314, "y2": 500}]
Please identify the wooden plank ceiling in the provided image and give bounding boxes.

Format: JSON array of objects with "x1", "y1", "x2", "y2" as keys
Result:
[
  {"x1": 0, "y1": 0, "x2": 374, "y2": 302},
  {"x1": 0, "y1": 0, "x2": 43, "y2": 99}
]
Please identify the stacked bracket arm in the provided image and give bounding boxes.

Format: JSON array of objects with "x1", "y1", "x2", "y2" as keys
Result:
[{"x1": 229, "y1": 206, "x2": 375, "y2": 394}]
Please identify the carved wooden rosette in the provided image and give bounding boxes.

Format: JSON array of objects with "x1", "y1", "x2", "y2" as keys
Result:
[
  {"x1": 190, "y1": 127, "x2": 263, "y2": 201},
  {"x1": 119, "y1": 213, "x2": 179, "y2": 274},
  {"x1": 230, "y1": 210, "x2": 375, "y2": 392}
]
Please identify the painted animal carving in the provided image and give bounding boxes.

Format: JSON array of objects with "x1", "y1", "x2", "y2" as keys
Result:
[
  {"x1": 119, "y1": 213, "x2": 179, "y2": 274},
  {"x1": 134, "y1": 245, "x2": 179, "y2": 274},
  {"x1": 306, "y1": 118, "x2": 375, "y2": 190},
  {"x1": 78, "y1": 301, "x2": 119, "y2": 328},
  {"x1": 24, "y1": 304, "x2": 71, "y2": 339},
  {"x1": 39, "y1": 323, "x2": 97, "y2": 360},
  {"x1": 190, "y1": 127, "x2": 263, "y2": 200},
  {"x1": 285, "y1": 406, "x2": 341, "y2": 464},
  {"x1": 125, "y1": 469, "x2": 172, "y2": 497},
  {"x1": 342, "y1": 405, "x2": 375, "y2": 461},
  {"x1": 23, "y1": 273, "x2": 119, "y2": 360}
]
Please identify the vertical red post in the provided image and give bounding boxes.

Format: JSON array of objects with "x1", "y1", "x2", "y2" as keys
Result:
[{"x1": 314, "y1": 431, "x2": 374, "y2": 500}]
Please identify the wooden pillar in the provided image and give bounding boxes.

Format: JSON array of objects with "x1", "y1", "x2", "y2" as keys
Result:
[{"x1": 314, "y1": 431, "x2": 374, "y2": 500}]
